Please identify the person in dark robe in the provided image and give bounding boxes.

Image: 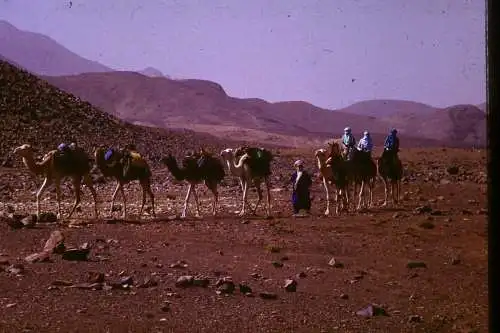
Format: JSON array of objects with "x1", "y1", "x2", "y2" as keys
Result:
[{"x1": 291, "y1": 159, "x2": 312, "y2": 215}]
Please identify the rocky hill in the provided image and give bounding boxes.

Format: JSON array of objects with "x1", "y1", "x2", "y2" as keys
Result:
[{"x1": 0, "y1": 60, "x2": 249, "y2": 167}]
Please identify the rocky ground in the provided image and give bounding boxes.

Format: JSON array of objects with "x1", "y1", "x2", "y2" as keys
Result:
[{"x1": 0, "y1": 147, "x2": 487, "y2": 333}]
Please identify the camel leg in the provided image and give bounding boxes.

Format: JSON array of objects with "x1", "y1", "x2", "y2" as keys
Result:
[
  {"x1": 66, "y1": 177, "x2": 82, "y2": 220},
  {"x1": 182, "y1": 184, "x2": 193, "y2": 218},
  {"x1": 239, "y1": 180, "x2": 249, "y2": 216},
  {"x1": 208, "y1": 182, "x2": 218, "y2": 216},
  {"x1": 139, "y1": 185, "x2": 147, "y2": 219},
  {"x1": 265, "y1": 178, "x2": 271, "y2": 217},
  {"x1": 145, "y1": 180, "x2": 155, "y2": 218},
  {"x1": 192, "y1": 185, "x2": 201, "y2": 217},
  {"x1": 110, "y1": 182, "x2": 121, "y2": 215},
  {"x1": 82, "y1": 173, "x2": 99, "y2": 219},
  {"x1": 335, "y1": 188, "x2": 340, "y2": 215},
  {"x1": 368, "y1": 179, "x2": 374, "y2": 208},
  {"x1": 54, "y1": 177, "x2": 62, "y2": 220},
  {"x1": 397, "y1": 180, "x2": 401, "y2": 204},
  {"x1": 35, "y1": 177, "x2": 52, "y2": 219},
  {"x1": 381, "y1": 177, "x2": 389, "y2": 207},
  {"x1": 357, "y1": 181, "x2": 365, "y2": 211},
  {"x1": 253, "y1": 181, "x2": 263, "y2": 216},
  {"x1": 322, "y1": 177, "x2": 330, "y2": 216}
]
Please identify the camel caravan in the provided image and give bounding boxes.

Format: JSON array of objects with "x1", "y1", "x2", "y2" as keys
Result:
[{"x1": 10, "y1": 127, "x2": 403, "y2": 222}]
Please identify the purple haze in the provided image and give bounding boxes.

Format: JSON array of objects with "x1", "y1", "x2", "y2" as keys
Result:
[{"x1": 0, "y1": 0, "x2": 485, "y2": 109}]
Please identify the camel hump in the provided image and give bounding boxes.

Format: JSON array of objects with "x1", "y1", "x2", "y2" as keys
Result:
[
  {"x1": 198, "y1": 154, "x2": 225, "y2": 181},
  {"x1": 53, "y1": 147, "x2": 91, "y2": 174}
]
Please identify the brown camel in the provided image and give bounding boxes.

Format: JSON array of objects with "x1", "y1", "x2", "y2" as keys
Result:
[
  {"x1": 160, "y1": 148, "x2": 225, "y2": 218},
  {"x1": 330, "y1": 140, "x2": 377, "y2": 211},
  {"x1": 220, "y1": 147, "x2": 273, "y2": 217},
  {"x1": 13, "y1": 144, "x2": 98, "y2": 220},
  {"x1": 315, "y1": 147, "x2": 348, "y2": 216},
  {"x1": 94, "y1": 146, "x2": 155, "y2": 219},
  {"x1": 377, "y1": 150, "x2": 403, "y2": 207}
]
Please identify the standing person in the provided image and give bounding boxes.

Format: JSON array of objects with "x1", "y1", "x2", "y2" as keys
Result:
[
  {"x1": 291, "y1": 160, "x2": 312, "y2": 216},
  {"x1": 341, "y1": 127, "x2": 356, "y2": 161}
]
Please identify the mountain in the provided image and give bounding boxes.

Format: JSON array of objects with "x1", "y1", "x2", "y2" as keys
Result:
[
  {"x1": 0, "y1": 20, "x2": 113, "y2": 76},
  {"x1": 338, "y1": 99, "x2": 438, "y2": 118},
  {"x1": 0, "y1": 59, "x2": 245, "y2": 167},
  {"x1": 42, "y1": 71, "x2": 485, "y2": 148},
  {"x1": 139, "y1": 67, "x2": 168, "y2": 78}
]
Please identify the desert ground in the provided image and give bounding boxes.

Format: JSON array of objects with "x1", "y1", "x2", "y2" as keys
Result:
[{"x1": 0, "y1": 147, "x2": 487, "y2": 333}]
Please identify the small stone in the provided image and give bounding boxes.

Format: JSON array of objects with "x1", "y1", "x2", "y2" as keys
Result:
[
  {"x1": 5, "y1": 303, "x2": 17, "y2": 308},
  {"x1": 284, "y1": 279, "x2": 297, "y2": 292},
  {"x1": 328, "y1": 257, "x2": 344, "y2": 268},
  {"x1": 408, "y1": 315, "x2": 423, "y2": 323},
  {"x1": 61, "y1": 248, "x2": 90, "y2": 261},
  {"x1": 451, "y1": 257, "x2": 461, "y2": 265},
  {"x1": 175, "y1": 275, "x2": 194, "y2": 288},
  {"x1": 239, "y1": 284, "x2": 252, "y2": 294},
  {"x1": 296, "y1": 272, "x2": 307, "y2": 279},
  {"x1": 192, "y1": 276, "x2": 210, "y2": 288},
  {"x1": 407, "y1": 261, "x2": 427, "y2": 269},
  {"x1": 356, "y1": 304, "x2": 388, "y2": 317},
  {"x1": 170, "y1": 260, "x2": 188, "y2": 269},
  {"x1": 340, "y1": 293, "x2": 349, "y2": 299}
]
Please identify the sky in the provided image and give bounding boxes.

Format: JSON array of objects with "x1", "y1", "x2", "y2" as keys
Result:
[{"x1": 0, "y1": 0, "x2": 486, "y2": 109}]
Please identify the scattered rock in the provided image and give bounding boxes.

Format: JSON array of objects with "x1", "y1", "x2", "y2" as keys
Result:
[
  {"x1": 414, "y1": 205, "x2": 432, "y2": 214},
  {"x1": 451, "y1": 257, "x2": 461, "y2": 265},
  {"x1": 284, "y1": 279, "x2": 297, "y2": 292},
  {"x1": 462, "y1": 209, "x2": 473, "y2": 215},
  {"x1": 170, "y1": 260, "x2": 188, "y2": 269},
  {"x1": 51, "y1": 280, "x2": 74, "y2": 287},
  {"x1": 216, "y1": 277, "x2": 235, "y2": 294},
  {"x1": 160, "y1": 302, "x2": 170, "y2": 312},
  {"x1": 296, "y1": 272, "x2": 307, "y2": 279},
  {"x1": 408, "y1": 314, "x2": 423, "y2": 323},
  {"x1": 192, "y1": 276, "x2": 210, "y2": 288},
  {"x1": 356, "y1": 304, "x2": 388, "y2": 317},
  {"x1": 62, "y1": 248, "x2": 90, "y2": 261},
  {"x1": 328, "y1": 257, "x2": 344, "y2": 268},
  {"x1": 340, "y1": 293, "x2": 349, "y2": 299},
  {"x1": 407, "y1": 261, "x2": 427, "y2": 269},
  {"x1": 25, "y1": 252, "x2": 51, "y2": 263},
  {"x1": 5, "y1": 263, "x2": 24, "y2": 275},
  {"x1": 239, "y1": 283, "x2": 252, "y2": 294},
  {"x1": 87, "y1": 272, "x2": 105, "y2": 284}
]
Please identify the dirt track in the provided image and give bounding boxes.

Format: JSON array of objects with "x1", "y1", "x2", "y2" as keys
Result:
[{"x1": 0, "y1": 148, "x2": 487, "y2": 333}]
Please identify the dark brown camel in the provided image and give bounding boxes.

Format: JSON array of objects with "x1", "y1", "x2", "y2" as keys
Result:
[
  {"x1": 332, "y1": 141, "x2": 377, "y2": 211},
  {"x1": 377, "y1": 150, "x2": 403, "y2": 206},
  {"x1": 161, "y1": 148, "x2": 225, "y2": 218},
  {"x1": 94, "y1": 146, "x2": 155, "y2": 219},
  {"x1": 13, "y1": 144, "x2": 99, "y2": 220},
  {"x1": 220, "y1": 146, "x2": 273, "y2": 217}
]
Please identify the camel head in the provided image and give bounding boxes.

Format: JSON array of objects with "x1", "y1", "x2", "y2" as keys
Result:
[
  {"x1": 13, "y1": 144, "x2": 34, "y2": 158},
  {"x1": 314, "y1": 148, "x2": 328, "y2": 162},
  {"x1": 220, "y1": 148, "x2": 235, "y2": 160}
]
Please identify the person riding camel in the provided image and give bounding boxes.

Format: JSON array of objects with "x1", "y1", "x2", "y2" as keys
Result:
[
  {"x1": 357, "y1": 130, "x2": 373, "y2": 159},
  {"x1": 382, "y1": 128, "x2": 400, "y2": 163},
  {"x1": 341, "y1": 127, "x2": 356, "y2": 161}
]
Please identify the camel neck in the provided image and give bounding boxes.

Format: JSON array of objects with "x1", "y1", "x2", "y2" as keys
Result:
[{"x1": 22, "y1": 155, "x2": 43, "y2": 175}]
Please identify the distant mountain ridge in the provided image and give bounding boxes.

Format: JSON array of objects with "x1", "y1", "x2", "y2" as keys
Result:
[
  {"x1": 43, "y1": 71, "x2": 486, "y2": 148},
  {"x1": 0, "y1": 20, "x2": 113, "y2": 75}
]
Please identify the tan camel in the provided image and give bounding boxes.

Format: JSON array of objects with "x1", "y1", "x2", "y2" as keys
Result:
[
  {"x1": 160, "y1": 148, "x2": 225, "y2": 218},
  {"x1": 315, "y1": 147, "x2": 348, "y2": 215},
  {"x1": 220, "y1": 148, "x2": 272, "y2": 217},
  {"x1": 94, "y1": 147, "x2": 155, "y2": 219},
  {"x1": 13, "y1": 144, "x2": 98, "y2": 220}
]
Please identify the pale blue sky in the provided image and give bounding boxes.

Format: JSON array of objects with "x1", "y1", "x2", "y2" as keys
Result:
[{"x1": 0, "y1": 0, "x2": 486, "y2": 109}]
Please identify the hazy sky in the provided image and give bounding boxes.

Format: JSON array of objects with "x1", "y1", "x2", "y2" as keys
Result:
[{"x1": 0, "y1": 0, "x2": 486, "y2": 109}]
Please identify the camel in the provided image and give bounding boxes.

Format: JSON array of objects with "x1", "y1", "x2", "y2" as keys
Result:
[
  {"x1": 315, "y1": 147, "x2": 348, "y2": 216},
  {"x1": 94, "y1": 146, "x2": 155, "y2": 219},
  {"x1": 13, "y1": 144, "x2": 98, "y2": 220},
  {"x1": 377, "y1": 150, "x2": 403, "y2": 207},
  {"x1": 160, "y1": 148, "x2": 225, "y2": 218},
  {"x1": 220, "y1": 147, "x2": 273, "y2": 217},
  {"x1": 330, "y1": 140, "x2": 377, "y2": 211}
]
